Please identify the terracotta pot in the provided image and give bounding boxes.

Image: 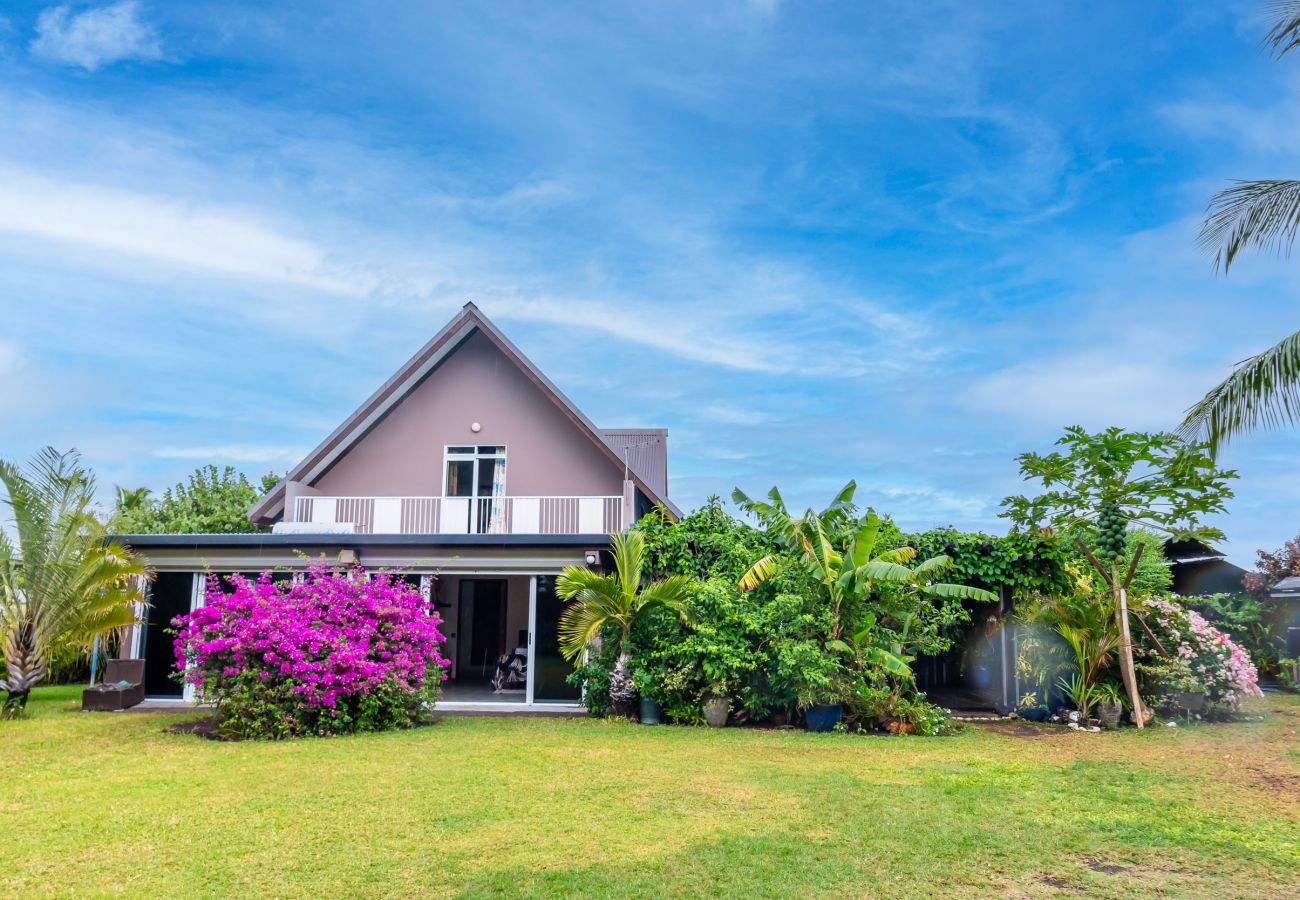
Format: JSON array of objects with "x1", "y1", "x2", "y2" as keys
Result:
[
  {"x1": 769, "y1": 710, "x2": 789, "y2": 727},
  {"x1": 883, "y1": 717, "x2": 916, "y2": 735},
  {"x1": 702, "y1": 695, "x2": 729, "y2": 728}
]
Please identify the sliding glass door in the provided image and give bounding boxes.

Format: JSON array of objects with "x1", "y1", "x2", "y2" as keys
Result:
[{"x1": 529, "y1": 575, "x2": 582, "y2": 704}]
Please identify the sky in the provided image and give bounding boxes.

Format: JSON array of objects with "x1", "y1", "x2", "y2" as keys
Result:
[{"x1": 0, "y1": 1, "x2": 1297, "y2": 566}]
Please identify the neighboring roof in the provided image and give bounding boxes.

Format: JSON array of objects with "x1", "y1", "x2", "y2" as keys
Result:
[
  {"x1": 1164, "y1": 538, "x2": 1226, "y2": 563},
  {"x1": 1270, "y1": 575, "x2": 1300, "y2": 595},
  {"x1": 249, "y1": 303, "x2": 679, "y2": 523},
  {"x1": 600, "y1": 428, "x2": 668, "y2": 499}
]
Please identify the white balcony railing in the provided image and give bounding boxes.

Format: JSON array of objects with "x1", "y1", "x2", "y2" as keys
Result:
[{"x1": 292, "y1": 495, "x2": 623, "y2": 536}]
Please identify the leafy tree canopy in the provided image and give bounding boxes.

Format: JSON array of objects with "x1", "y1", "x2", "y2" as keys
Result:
[{"x1": 113, "y1": 465, "x2": 280, "y2": 535}]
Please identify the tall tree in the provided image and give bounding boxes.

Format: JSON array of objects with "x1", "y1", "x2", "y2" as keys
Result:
[
  {"x1": 1, "y1": 448, "x2": 149, "y2": 714},
  {"x1": 1001, "y1": 427, "x2": 1237, "y2": 727},
  {"x1": 114, "y1": 465, "x2": 278, "y2": 534},
  {"x1": 1184, "y1": 3, "x2": 1300, "y2": 454}
]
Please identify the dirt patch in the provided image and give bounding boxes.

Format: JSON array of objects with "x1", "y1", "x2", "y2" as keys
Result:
[
  {"x1": 973, "y1": 720, "x2": 1071, "y2": 739},
  {"x1": 1039, "y1": 875, "x2": 1081, "y2": 893},
  {"x1": 166, "y1": 716, "x2": 229, "y2": 741},
  {"x1": 1083, "y1": 857, "x2": 1128, "y2": 875}
]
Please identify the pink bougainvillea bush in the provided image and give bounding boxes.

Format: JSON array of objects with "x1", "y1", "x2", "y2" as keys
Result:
[
  {"x1": 174, "y1": 564, "x2": 448, "y2": 739},
  {"x1": 1137, "y1": 595, "x2": 1262, "y2": 713}
]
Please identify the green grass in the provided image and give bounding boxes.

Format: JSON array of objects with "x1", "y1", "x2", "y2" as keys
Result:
[{"x1": 4, "y1": 687, "x2": 1299, "y2": 898}]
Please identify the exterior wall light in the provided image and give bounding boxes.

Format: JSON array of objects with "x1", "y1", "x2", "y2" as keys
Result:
[
  {"x1": 584, "y1": 551, "x2": 599, "y2": 566},
  {"x1": 470, "y1": 422, "x2": 482, "y2": 433}
]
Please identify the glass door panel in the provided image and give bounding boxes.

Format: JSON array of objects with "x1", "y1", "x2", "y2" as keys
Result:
[
  {"x1": 531, "y1": 575, "x2": 581, "y2": 703},
  {"x1": 142, "y1": 572, "x2": 194, "y2": 697}
]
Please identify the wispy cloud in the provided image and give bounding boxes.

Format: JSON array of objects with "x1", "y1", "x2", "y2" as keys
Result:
[
  {"x1": 151, "y1": 444, "x2": 305, "y2": 464},
  {"x1": 0, "y1": 168, "x2": 360, "y2": 293},
  {"x1": 30, "y1": 1, "x2": 162, "y2": 71}
]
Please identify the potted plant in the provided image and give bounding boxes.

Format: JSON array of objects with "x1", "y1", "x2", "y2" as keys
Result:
[
  {"x1": 797, "y1": 681, "x2": 843, "y2": 733},
  {"x1": 1094, "y1": 682, "x2": 1123, "y2": 728},
  {"x1": 638, "y1": 695, "x2": 662, "y2": 725},
  {"x1": 702, "y1": 688, "x2": 729, "y2": 728},
  {"x1": 1016, "y1": 690, "x2": 1050, "y2": 723}
]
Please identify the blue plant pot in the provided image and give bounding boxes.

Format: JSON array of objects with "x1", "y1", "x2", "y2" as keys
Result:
[
  {"x1": 804, "y1": 703, "x2": 842, "y2": 733},
  {"x1": 1018, "y1": 705, "x2": 1049, "y2": 723},
  {"x1": 639, "y1": 696, "x2": 661, "y2": 725}
]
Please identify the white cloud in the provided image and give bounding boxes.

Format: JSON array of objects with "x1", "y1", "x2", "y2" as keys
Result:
[
  {"x1": 152, "y1": 444, "x2": 305, "y2": 464},
  {"x1": 0, "y1": 168, "x2": 362, "y2": 294},
  {"x1": 874, "y1": 485, "x2": 991, "y2": 521},
  {"x1": 31, "y1": 1, "x2": 162, "y2": 71},
  {"x1": 964, "y1": 351, "x2": 1202, "y2": 432}
]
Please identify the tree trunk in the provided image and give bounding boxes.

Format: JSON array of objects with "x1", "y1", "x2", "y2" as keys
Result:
[
  {"x1": 608, "y1": 650, "x2": 636, "y2": 706},
  {"x1": 2, "y1": 689, "x2": 29, "y2": 716},
  {"x1": 2, "y1": 622, "x2": 47, "y2": 716},
  {"x1": 1113, "y1": 580, "x2": 1146, "y2": 729}
]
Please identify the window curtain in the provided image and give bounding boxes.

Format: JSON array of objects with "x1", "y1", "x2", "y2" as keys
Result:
[{"x1": 487, "y1": 457, "x2": 507, "y2": 533}]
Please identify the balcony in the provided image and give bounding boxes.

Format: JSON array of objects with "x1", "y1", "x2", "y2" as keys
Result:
[{"x1": 290, "y1": 495, "x2": 624, "y2": 536}]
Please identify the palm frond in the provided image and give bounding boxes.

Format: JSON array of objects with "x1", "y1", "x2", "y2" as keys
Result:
[
  {"x1": 609, "y1": 530, "x2": 645, "y2": 600},
  {"x1": 1199, "y1": 179, "x2": 1300, "y2": 273},
  {"x1": 1263, "y1": 1, "x2": 1300, "y2": 57},
  {"x1": 636, "y1": 574, "x2": 694, "y2": 618},
  {"x1": 1178, "y1": 329, "x2": 1300, "y2": 455}
]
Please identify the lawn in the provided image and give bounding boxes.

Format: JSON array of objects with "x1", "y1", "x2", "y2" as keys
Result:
[{"x1": 4, "y1": 687, "x2": 1299, "y2": 898}]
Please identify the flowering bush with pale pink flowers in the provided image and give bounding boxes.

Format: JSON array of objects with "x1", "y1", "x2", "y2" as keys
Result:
[
  {"x1": 174, "y1": 564, "x2": 448, "y2": 739},
  {"x1": 1138, "y1": 595, "x2": 1262, "y2": 712}
]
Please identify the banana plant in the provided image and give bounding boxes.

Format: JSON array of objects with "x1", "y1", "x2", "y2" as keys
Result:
[
  {"x1": 824, "y1": 613, "x2": 914, "y2": 679},
  {"x1": 733, "y1": 482, "x2": 997, "y2": 647}
]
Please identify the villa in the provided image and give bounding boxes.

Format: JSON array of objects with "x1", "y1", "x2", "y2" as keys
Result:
[{"x1": 117, "y1": 303, "x2": 679, "y2": 711}]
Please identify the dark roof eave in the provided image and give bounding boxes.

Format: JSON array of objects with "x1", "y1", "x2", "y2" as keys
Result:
[{"x1": 110, "y1": 533, "x2": 613, "y2": 548}]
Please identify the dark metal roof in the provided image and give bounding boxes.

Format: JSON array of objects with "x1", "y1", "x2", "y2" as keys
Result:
[{"x1": 1164, "y1": 538, "x2": 1225, "y2": 563}]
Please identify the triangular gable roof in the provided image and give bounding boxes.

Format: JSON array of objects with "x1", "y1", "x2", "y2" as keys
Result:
[{"x1": 249, "y1": 303, "x2": 679, "y2": 523}]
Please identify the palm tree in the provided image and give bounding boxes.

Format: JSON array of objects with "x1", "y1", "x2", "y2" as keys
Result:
[
  {"x1": 113, "y1": 486, "x2": 153, "y2": 519},
  {"x1": 1185, "y1": 3, "x2": 1300, "y2": 454},
  {"x1": 1, "y1": 448, "x2": 149, "y2": 715},
  {"x1": 732, "y1": 482, "x2": 996, "y2": 645},
  {"x1": 556, "y1": 530, "x2": 693, "y2": 707}
]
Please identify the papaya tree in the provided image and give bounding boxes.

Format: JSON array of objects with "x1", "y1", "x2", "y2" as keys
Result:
[{"x1": 1000, "y1": 427, "x2": 1237, "y2": 727}]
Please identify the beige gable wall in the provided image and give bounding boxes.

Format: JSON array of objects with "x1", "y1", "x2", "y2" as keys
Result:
[{"x1": 311, "y1": 330, "x2": 624, "y2": 498}]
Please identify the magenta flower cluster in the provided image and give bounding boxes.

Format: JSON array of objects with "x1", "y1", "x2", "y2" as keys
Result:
[
  {"x1": 174, "y1": 564, "x2": 449, "y2": 716},
  {"x1": 1143, "y1": 595, "x2": 1262, "y2": 709}
]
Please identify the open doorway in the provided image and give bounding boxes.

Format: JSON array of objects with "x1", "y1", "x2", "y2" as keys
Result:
[{"x1": 442, "y1": 577, "x2": 527, "y2": 702}]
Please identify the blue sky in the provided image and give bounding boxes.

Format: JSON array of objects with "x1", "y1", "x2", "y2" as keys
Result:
[{"x1": 0, "y1": 1, "x2": 1296, "y2": 564}]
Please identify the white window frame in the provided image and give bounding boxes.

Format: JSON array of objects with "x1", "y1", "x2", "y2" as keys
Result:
[{"x1": 442, "y1": 444, "x2": 508, "y2": 534}]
